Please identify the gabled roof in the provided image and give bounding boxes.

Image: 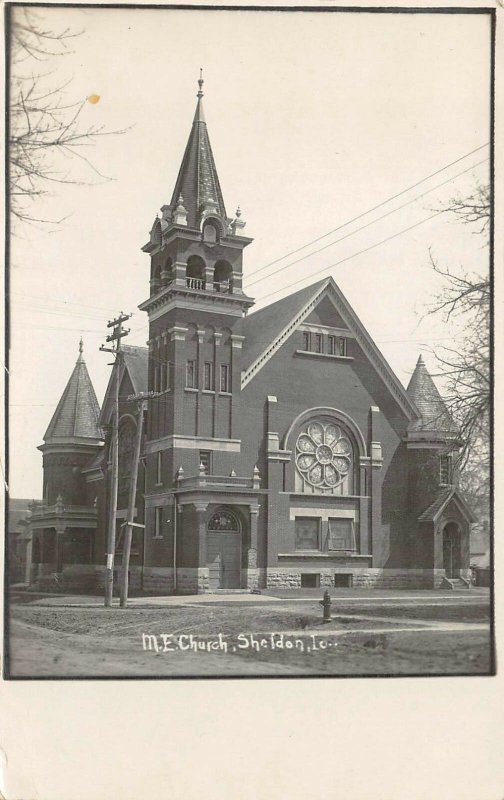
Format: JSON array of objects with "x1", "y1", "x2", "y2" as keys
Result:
[
  {"x1": 123, "y1": 345, "x2": 148, "y2": 395},
  {"x1": 168, "y1": 79, "x2": 227, "y2": 229},
  {"x1": 418, "y1": 487, "x2": 477, "y2": 524},
  {"x1": 407, "y1": 355, "x2": 457, "y2": 433},
  {"x1": 241, "y1": 276, "x2": 419, "y2": 420},
  {"x1": 99, "y1": 345, "x2": 148, "y2": 427},
  {"x1": 43, "y1": 341, "x2": 102, "y2": 445},
  {"x1": 242, "y1": 279, "x2": 328, "y2": 371}
]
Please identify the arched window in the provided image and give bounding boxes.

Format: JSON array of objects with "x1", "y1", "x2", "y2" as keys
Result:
[
  {"x1": 160, "y1": 257, "x2": 173, "y2": 287},
  {"x1": 186, "y1": 255, "x2": 206, "y2": 290},
  {"x1": 295, "y1": 419, "x2": 354, "y2": 495},
  {"x1": 214, "y1": 260, "x2": 232, "y2": 293},
  {"x1": 150, "y1": 262, "x2": 162, "y2": 295},
  {"x1": 208, "y1": 509, "x2": 240, "y2": 531},
  {"x1": 118, "y1": 421, "x2": 136, "y2": 493},
  {"x1": 203, "y1": 222, "x2": 218, "y2": 243}
]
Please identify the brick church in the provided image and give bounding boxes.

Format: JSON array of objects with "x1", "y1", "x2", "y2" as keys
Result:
[{"x1": 24, "y1": 77, "x2": 476, "y2": 593}]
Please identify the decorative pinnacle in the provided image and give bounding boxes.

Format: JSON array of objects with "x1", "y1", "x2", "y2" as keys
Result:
[
  {"x1": 77, "y1": 337, "x2": 84, "y2": 361},
  {"x1": 235, "y1": 205, "x2": 242, "y2": 218},
  {"x1": 197, "y1": 68, "x2": 204, "y2": 98}
]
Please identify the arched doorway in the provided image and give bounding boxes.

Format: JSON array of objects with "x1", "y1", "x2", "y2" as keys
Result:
[
  {"x1": 207, "y1": 509, "x2": 241, "y2": 590},
  {"x1": 443, "y1": 522, "x2": 461, "y2": 578}
]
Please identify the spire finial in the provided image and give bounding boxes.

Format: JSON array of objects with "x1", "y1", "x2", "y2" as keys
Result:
[
  {"x1": 197, "y1": 68, "x2": 204, "y2": 99},
  {"x1": 77, "y1": 337, "x2": 84, "y2": 361}
]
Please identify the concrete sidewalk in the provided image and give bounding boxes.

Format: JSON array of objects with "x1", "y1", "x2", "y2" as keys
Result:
[{"x1": 9, "y1": 588, "x2": 489, "y2": 609}]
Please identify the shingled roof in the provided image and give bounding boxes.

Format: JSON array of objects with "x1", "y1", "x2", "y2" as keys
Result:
[
  {"x1": 122, "y1": 345, "x2": 148, "y2": 395},
  {"x1": 418, "y1": 487, "x2": 477, "y2": 524},
  {"x1": 98, "y1": 345, "x2": 148, "y2": 428},
  {"x1": 43, "y1": 341, "x2": 102, "y2": 444},
  {"x1": 242, "y1": 279, "x2": 328, "y2": 371},
  {"x1": 168, "y1": 77, "x2": 227, "y2": 229},
  {"x1": 406, "y1": 355, "x2": 456, "y2": 433}
]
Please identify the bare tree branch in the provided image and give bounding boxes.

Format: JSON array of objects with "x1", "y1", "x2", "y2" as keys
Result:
[
  {"x1": 426, "y1": 183, "x2": 490, "y2": 521},
  {"x1": 9, "y1": 8, "x2": 131, "y2": 228}
]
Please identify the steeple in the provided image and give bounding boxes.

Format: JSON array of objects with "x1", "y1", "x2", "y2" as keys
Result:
[
  {"x1": 140, "y1": 75, "x2": 254, "y2": 316},
  {"x1": 407, "y1": 354, "x2": 456, "y2": 434},
  {"x1": 168, "y1": 71, "x2": 228, "y2": 231},
  {"x1": 42, "y1": 340, "x2": 103, "y2": 446}
]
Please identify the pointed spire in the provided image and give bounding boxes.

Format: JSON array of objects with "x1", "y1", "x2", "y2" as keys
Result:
[
  {"x1": 43, "y1": 347, "x2": 102, "y2": 445},
  {"x1": 407, "y1": 354, "x2": 456, "y2": 433},
  {"x1": 169, "y1": 75, "x2": 227, "y2": 229}
]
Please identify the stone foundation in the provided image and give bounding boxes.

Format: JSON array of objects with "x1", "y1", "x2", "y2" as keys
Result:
[
  {"x1": 176, "y1": 568, "x2": 210, "y2": 594},
  {"x1": 265, "y1": 567, "x2": 452, "y2": 589},
  {"x1": 243, "y1": 568, "x2": 259, "y2": 591},
  {"x1": 142, "y1": 567, "x2": 175, "y2": 593}
]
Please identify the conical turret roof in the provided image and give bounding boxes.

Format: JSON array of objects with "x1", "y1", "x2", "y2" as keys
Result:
[
  {"x1": 168, "y1": 73, "x2": 228, "y2": 229},
  {"x1": 407, "y1": 354, "x2": 456, "y2": 433},
  {"x1": 43, "y1": 340, "x2": 102, "y2": 444}
]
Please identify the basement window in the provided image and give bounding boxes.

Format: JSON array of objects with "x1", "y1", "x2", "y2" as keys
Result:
[
  {"x1": 301, "y1": 574, "x2": 320, "y2": 588},
  {"x1": 334, "y1": 574, "x2": 353, "y2": 588}
]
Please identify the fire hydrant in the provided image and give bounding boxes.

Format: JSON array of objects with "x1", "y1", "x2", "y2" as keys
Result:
[{"x1": 319, "y1": 590, "x2": 332, "y2": 623}]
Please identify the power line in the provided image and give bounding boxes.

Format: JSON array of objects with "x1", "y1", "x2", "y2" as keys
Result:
[
  {"x1": 9, "y1": 290, "x2": 124, "y2": 315},
  {"x1": 254, "y1": 208, "x2": 446, "y2": 303},
  {"x1": 247, "y1": 142, "x2": 489, "y2": 280},
  {"x1": 12, "y1": 303, "x2": 113, "y2": 322},
  {"x1": 245, "y1": 157, "x2": 488, "y2": 290}
]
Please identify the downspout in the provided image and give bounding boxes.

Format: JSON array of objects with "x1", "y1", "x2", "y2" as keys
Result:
[
  {"x1": 173, "y1": 494, "x2": 178, "y2": 594},
  {"x1": 140, "y1": 457, "x2": 147, "y2": 592}
]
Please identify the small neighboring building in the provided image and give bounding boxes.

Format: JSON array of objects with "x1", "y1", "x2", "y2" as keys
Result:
[
  {"x1": 7, "y1": 498, "x2": 33, "y2": 584},
  {"x1": 26, "y1": 340, "x2": 104, "y2": 591},
  {"x1": 24, "y1": 77, "x2": 478, "y2": 594},
  {"x1": 471, "y1": 551, "x2": 490, "y2": 587}
]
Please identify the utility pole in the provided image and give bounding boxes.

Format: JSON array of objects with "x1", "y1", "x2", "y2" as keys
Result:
[
  {"x1": 100, "y1": 312, "x2": 131, "y2": 607},
  {"x1": 119, "y1": 390, "x2": 156, "y2": 608}
]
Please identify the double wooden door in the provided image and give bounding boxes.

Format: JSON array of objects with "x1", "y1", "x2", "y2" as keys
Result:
[{"x1": 207, "y1": 531, "x2": 241, "y2": 590}]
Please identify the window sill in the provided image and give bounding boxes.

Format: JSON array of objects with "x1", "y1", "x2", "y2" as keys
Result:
[
  {"x1": 279, "y1": 552, "x2": 369, "y2": 559},
  {"x1": 152, "y1": 535, "x2": 164, "y2": 540},
  {"x1": 184, "y1": 387, "x2": 198, "y2": 393},
  {"x1": 202, "y1": 389, "x2": 215, "y2": 395},
  {"x1": 155, "y1": 483, "x2": 163, "y2": 488},
  {"x1": 218, "y1": 391, "x2": 232, "y2": 396},
  {"x1": 295, "y1": 349, "x2": 354, "y2": 362}
]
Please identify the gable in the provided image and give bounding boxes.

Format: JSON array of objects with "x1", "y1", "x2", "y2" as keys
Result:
[
  {"x1": 241, "y1": 277, "x2": 419, "y2": 421},
  {"x1": 99, "y1": 346, "x2": 148, "y2": 427},
  {"x1": 304, "y1": 296, "x2": 348, "y2": 330},
  {"x1": 418, "y1": 488, "x2": 477, "y2": 525}
]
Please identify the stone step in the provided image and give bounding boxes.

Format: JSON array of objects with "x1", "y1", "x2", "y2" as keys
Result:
[{"x1": 441, "y1": 576, "x2": 471, "y2": 590}]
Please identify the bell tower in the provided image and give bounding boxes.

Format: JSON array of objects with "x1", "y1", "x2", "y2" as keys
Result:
[{"x1": 138, "y1": 74, "x2": 254, "y2": 460}]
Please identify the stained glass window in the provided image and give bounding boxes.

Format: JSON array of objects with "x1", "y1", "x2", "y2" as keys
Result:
[
  {"x1": 295, "y1": 420, "x2": 353, "y2": 492},
  {"x1": 208, "y1": 510, "x2": 239, "y2": 531}
]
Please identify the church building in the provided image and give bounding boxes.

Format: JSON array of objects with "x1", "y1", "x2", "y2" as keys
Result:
[{"x1": 24, "y1": 77, "x2": 476, "y2": 594}]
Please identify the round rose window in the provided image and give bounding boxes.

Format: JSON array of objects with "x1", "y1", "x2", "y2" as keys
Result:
[{"x1": 296, "y1": 421, "x2": 353, "y2": 489}]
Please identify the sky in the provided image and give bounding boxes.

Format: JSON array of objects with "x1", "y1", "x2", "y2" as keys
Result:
[{"x1": 8, "y1": 6, "x2": 491, "y2": 498}]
